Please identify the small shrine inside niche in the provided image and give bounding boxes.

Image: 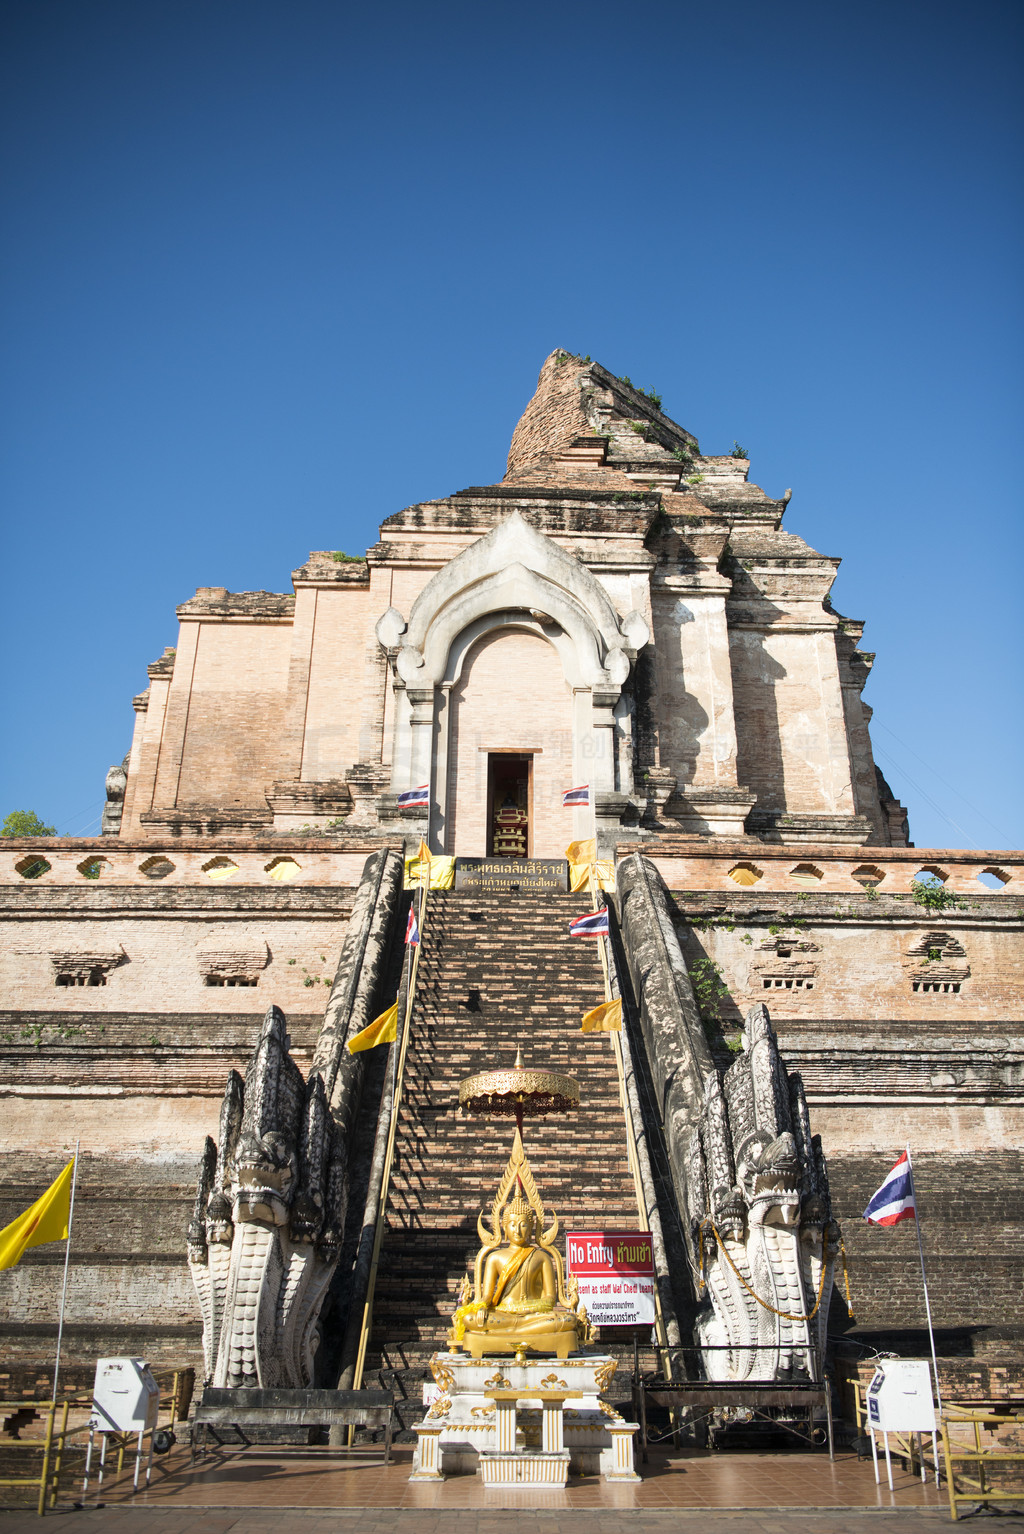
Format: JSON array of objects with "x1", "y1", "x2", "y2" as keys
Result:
[{"x1": 488, "y1": 754, "x2": 530, "y2": 857}]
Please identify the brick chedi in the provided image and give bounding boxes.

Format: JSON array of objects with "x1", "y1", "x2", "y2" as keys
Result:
[
  {"x1": 0, "y1": 351, "x2": 1021, "y2": 1412},
  {"x1": 110, "y1": 351, "x2": 905, "y2": 850}
]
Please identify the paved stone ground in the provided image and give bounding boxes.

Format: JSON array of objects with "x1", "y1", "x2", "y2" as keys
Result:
[
  {"x1": 2, "y1": 1510, "x2": 1024, "y2": 1532},
  {"x1": 2, "y1": 1444, "x2": 1021, "y2": 1530}
]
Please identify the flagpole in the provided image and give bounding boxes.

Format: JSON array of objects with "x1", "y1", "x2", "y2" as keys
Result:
[
  {"x1": 51, "y1": 1141, "x2": 80, "y2": 1410},
  {"x1": 907, "y1": 1145, "x2": 943, "y2": 1417}
]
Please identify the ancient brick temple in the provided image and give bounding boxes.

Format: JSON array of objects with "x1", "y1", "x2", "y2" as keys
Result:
[{"x1": 1, "y1": 352, "x2": 1021, "y2": 1411}]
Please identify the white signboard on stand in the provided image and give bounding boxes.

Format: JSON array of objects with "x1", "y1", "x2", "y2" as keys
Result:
[
  {"x1": 865, "y1": 1357, "x2": 938, "y2": 1490},
  {"x1": 867, "y1": 1358, "x2": 936, "y2": 1432}
]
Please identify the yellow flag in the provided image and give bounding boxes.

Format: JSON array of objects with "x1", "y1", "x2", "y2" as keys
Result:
[
  {"x1": 347, "y1": 1001, "x2": 399, "y2": 1054},
  {"x1": 0, "y1": 1159, "x2": 74, "y2": 1271},
  {"x1": 427, "y1": 855, "x2": 456, "y2": 890},
  {"x1": 417, "y1": 840, "x2": 431, "y2": 880},
  {"x1": 581, "y1": 998, "x2": 622, "y2": 1034},
  {"x1": 568, "y1": 860, "x2": 593, "y2": 893},
  {"x1": 403, "y1": 854, "x2": 455, "y2": 890},
  {"x1": 565, "y1": 838, "x2": 596, "y2": 865}
]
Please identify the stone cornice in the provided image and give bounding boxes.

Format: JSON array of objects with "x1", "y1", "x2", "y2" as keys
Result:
[
  {"x1": 175, "y1": 589, "x2": 295, "y2": 621},
  {"x1": 0, "y1": 887, "x2": 359, "y2": 913},
  {"x1": 290, "y1": 553, "x2": 371, "y2": 587}
]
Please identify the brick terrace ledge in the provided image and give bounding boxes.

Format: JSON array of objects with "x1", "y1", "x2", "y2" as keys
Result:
[
  {"x1": 0, "y1": 837, "x2": 405, "y2": 887},
  {"x1": 616, "y1": 840, "x2": 1024, "y2": 896}
]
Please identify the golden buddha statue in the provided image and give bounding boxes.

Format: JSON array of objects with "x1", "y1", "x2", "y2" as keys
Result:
[{"x1": 449, "y1": 1131, "x2": 590, "y2": 1360}]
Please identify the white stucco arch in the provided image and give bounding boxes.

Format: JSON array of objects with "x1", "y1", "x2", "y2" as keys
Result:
[
  {"x1": 419, "y1": 565, "x2": 606, "y2": 688},
  {"x1": 404, "y1": 511, "x2": 634, "y2": 652},
  {"x1": 375, "y1": 511, "x2": 650, "y2": 850}
]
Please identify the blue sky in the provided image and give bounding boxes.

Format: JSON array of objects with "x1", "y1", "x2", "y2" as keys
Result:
[{"x1": 2, "y1": 0, "x2": 1021, "y2": 849}]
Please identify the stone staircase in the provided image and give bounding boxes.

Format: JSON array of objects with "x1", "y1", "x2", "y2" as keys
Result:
[{"x1": 364, "y1": 888, "x2": 640, "y2": 1408}]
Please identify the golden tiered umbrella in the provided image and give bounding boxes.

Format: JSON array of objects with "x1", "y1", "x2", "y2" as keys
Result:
[{"x1": 459, "y1": 1045, "x2": 578, "y2": 1139}]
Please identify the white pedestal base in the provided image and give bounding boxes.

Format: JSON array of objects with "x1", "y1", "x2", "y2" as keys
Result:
[
  {"x1": 478, "y1": 1449, "x2": 571, "y2": 1488},
  {"x1": 410, "y1": 1352, "x2": 641, "y2": 1483}
]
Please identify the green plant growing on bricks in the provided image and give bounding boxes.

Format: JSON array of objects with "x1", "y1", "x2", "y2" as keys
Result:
[
  {"x1": 689, "y1": 954, "x2": 729, "y2": 1021},
  {"x1": 911, "y1": 877, "x2": 967, "y2": 912}
]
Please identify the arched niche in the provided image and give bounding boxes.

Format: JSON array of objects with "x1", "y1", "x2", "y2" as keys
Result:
[{"x1": 440, "y1": 623, "x2": 573, "y2": 857}]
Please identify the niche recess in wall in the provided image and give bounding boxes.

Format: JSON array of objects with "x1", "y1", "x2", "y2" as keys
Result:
[
  {"x1": 139, "y1": 856, "x2": 175, "y2": 879},
  {"x1": 728, "y1": 863, "x2": 763, "y2": 887},
  {"x1": 196, "y1": 938, "x2": 269, "y2": 988},
  {"x1": 77, "y1": 856, "x2": 110, "y2": 880},
  {"x1": 16, "y1": 856, "x2": 50, "y2": 880},
  {"x1": 753, "y1": 934, "x2": 819, "y2": 997},
  {"x1": 202, "y1": 857, "x2": 239, "y2": 881},
  {"x1": 906, "y1": 931, "x2": 969, "y2": 996},
  {"x1": 265, "y1": 857, "x2": 302, "y2": 882},
  {"x1": 51, "y1": 948, "x2": 125, "y2": 987}
]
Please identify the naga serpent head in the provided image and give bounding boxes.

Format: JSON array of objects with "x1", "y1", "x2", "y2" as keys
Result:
[
  {"x1": 232, "y1": 1129, "x2": 299, "y2": 1226},
  {"x1": 205, "y1": 1189, "x2": 234, "y2": 1245},
  {"x1": 289, "y1": 1186, "x2": 325, "y2": 1244},
  {"x1": 736, "y1": 1130, "x2": 802, "y2": 1225}
]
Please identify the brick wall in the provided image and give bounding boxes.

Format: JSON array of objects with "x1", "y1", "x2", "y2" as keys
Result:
[
  {"x1": 174, "y1": 622, "x2": 293, "y2": 806},
  {"x1": 505, "y1": 354, "x2": 592, "y2": 479},
  {"x1": 729, "y1": 628, "x2": 855, "y2": 815},
  {"x1": 0, "y1": 915, "x2": 344, "y2": 1016},
  {"x1": 669, "y1": 889, "x2": 1024, "y2": 1026},
  {"x1": 828, "y1": 1151, "x2": 1024, "y2": 1341},
  {"x1": 301, "y1": 586, "x2": 379, "y2": 780}
]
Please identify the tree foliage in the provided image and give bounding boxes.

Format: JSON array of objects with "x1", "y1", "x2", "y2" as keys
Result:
[{"x1": 2, "y1": 810, "x2": 56, "y2": 838}]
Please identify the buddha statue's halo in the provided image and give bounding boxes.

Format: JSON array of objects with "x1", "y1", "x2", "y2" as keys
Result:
[{"x1": 476, "y1": 1126, "x2": 557, "y2": 1249}]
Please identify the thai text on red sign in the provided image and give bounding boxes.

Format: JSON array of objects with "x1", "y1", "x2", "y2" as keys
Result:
[{"x1": 566, "y1": 1232, "x2": 654, "y2": 1277}]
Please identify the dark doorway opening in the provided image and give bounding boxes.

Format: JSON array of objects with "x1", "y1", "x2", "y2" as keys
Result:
[{"x1": 487, "y1": 754, "x2": 531, "y2": 858}]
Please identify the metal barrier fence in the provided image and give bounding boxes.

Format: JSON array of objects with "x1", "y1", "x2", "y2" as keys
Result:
[
  {"x1": 0, "y1": 1399, "x2": 89, "y2": 1516},
  {"x1": 0, "y1": 1368, "x2": 191, "y2": 1516},
  {"x1": 853, "y1": 1377, "x2": 1024, "y2": 1513},
  {"x1": 941, "y1": 1407, "x2": 1024, "y2": 1522}
]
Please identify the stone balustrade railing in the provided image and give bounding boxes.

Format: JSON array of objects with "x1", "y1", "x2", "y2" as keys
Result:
[
  {"x1": 617, "y1": 840, "x2": 1022, "y2": 897},
  {"x1": 0, "y1": 838, "x2": 391, "y2": 887}
]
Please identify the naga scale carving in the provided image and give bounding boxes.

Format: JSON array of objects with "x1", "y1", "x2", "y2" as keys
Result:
[
  {"x1": 686, "y1": 1002, "x2": 840, "y2": 1383},
  {"x1": 187, "y1": 1005, "x2": 346, "y2": 1387}
]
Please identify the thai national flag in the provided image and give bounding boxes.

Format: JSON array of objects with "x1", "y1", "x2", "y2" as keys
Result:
[
  {"x1": 405, "y1": 907, "x2": 420, "y2": 947},
  {"x1": 569, "y1": 908, "x2": 609, "y2": 938},
  {"x1": 397, "y1": 784, "x2": 429, "y2": 808},
  {"x1": 863, "y1": 1149, "x2": 916, "y2": 1226},
  {"x1": 562, "y1": 784, "x2": 590, "y2": 807}
]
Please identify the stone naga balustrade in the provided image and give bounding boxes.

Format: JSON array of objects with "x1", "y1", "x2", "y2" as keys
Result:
[
  {"x1": 188, "y1": 1005, "x2": 347, "y2": 1388},
  {"x1": 685, "y1": 1002, "x2": 838, "y2": 1383}
]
